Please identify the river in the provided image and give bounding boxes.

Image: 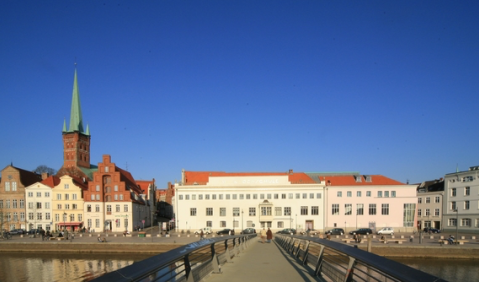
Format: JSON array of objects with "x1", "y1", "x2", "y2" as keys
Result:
[{"x1": 0, "y1": 253, "x2": 475, "y2": 281}]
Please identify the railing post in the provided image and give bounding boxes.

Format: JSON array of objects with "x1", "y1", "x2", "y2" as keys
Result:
[
  {"x1": 344, "y1": 257, "x2": 357, "y2": 282},
  {"x1": 183, "y1": 253, "x2": 192, "y2": 281},
  {"x1": 301, "y1": 240, "x2": 310, "y2": 265},
  {"x1": 314, "y1": 245, "x2": 325, "y2": 277}
]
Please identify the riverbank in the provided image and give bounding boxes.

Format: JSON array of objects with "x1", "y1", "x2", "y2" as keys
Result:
[{"x1": 2, "y1": 232, "x2": 479, "y2": 258}]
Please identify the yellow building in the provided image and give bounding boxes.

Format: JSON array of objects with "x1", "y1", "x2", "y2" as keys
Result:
[{"x1": 52, "y1": 175, "x2": 87, "y2": 232}]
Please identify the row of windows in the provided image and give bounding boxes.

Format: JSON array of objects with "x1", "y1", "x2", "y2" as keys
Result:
[
  {"x1": 418, "y1": 208, "x2": 441, "y2": 217},
  {"x1": 337, "y1": 190, "x2": 396, "y2": 198},
  {"x1": 201, "y1": 220, "x2": 288, "y2": 229},
  {"x1": 447, "y1": 218, "x2": 479, "y2": 227},
  {"x1": 94, "y1": 185, "x2": 119, "y2": 192},
  {"x1": 3, "y1": 212, "x2": 25, "y2": 221},
  {"x1": 450, "y1": 186, "x2": 473, "y2": 197},
  {"x1": 418, "y1": 196, "x2": 441, "y2": 204},
  {"x1": 179, "y1": 193, "x2": 322, "y2": 201},
  {"x1": 27, "y1": 192, "x2": 51, "y2": 197},
  {"x1": 189, "y1": 206, "x2": 320, "y2": 217},
  {"x1": 3, "y1": 181, "x2": 18, "y2": 191},
  {"x1": 86, "y1": 204, "x2": 129, "y2": 212},
  {"x1": 449, "y1": 200, "x2": 476, "y2": 210},
  {"x1": 86, "y1": 218, "x2": 128, "y2": 229},
  {"x1": 0, "y1": 199, "x2": 25, "y2": 209},
  {"x1": 331, "y1": 203, "x2": 390, "y2": 215},
  {"x1": 89, "y1": 194, "x2": 124, "y2": 201}
]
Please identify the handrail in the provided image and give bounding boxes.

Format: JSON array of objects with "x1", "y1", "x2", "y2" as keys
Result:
[
  {"x1": 276, "y1": 235, "x2": 447, "y2": 282},
  {"x1": 91, "y1": 234, "x2": 256, "y2": 282}
]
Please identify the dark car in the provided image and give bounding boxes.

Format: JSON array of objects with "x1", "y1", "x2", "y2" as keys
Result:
[
  {"x1": 216, "y1": 229, "x2": 234, "y2": 235},
  {"x1": 241, "y1": 228, "x2": 256, "y2": 234},
  {"x1": 9, "y1": 229, "x2": 25, "y2": 235},
  {"x1": 423, "y1": 227, "x2": 441, "y2": 234},
  {"x1": 276, "y1": 228, "x2": 296, "y2": 234},
  {"x1": 325, "y1": 228, "x2": 345, "y2": 235},
  {"x1": 300, "y1": 229, "x2": 319, "y2": 235},
  {"x1": 349, "y1": 228, "x2": 373, "y2": 235},
  {"x1": 28, "y1": 229, "x2": 40, "y2": 235}
]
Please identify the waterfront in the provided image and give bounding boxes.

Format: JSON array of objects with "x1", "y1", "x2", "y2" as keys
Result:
[{"x1": 0, "y1": 252, "x2": 476, "y2": 282}]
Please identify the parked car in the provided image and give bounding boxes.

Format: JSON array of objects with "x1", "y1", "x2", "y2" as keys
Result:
[
  {"x1": 377, "y1": 227, "x2": 394, "y2": 235},
  {"x1": 349, "y1": 228, "x2": 373, "y2": 235},
  {"x1": 276, "y1": 228, "x2": 296, "y2": 234},
  {"x1": 325, "y1": 228, "x2": 344, "y2": 235},
  {"x1": 241, "y1": 228, "x2": 256, "y2": 234},
  {"x1": 216, "y1": 228, "x2": 234, "y2": 235},
  {"x1": 194, "y1": 227, "x2": 212, "y2": 235},
  {"x1": 423, "y1": 227, "x2": 441, "y2": 233},
  {"x1": 28, "y1": 229, "x2": 40, "y2": 235},
  {"x1": 300, "y1": 229, "x2": 319, "y2": 235},
  {"x1": 9, "y1": 229, "x2": 25, "y2": 235}
]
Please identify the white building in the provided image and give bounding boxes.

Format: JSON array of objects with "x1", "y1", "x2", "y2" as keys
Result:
[
  {"x1": 416, "y1": 179, "x2": 444, "y2": 230},
  {"x1": 443, "y1": 165, "x2": 479, "y2": 233},
  {"x1": 24, "y1": 175, "x2": 57, "y2": 231},
  {"x1": 175, "y1": 170, "x2": 325, "y2": 233}
]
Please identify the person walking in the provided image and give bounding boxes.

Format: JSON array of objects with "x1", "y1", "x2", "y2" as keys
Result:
[
  {"x1": 200, "y1": 230, "x2": 204, "y2": 240},
  {"x1": 260, "y1": 228, "x2": 267, "y2": 243},
  {"x1": 266, "y1": 228, "x2": 273, "y2": 243}
]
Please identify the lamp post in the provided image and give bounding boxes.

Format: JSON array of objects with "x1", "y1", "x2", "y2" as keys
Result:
[
  {"x1": 63, "y1": 212, "x2": 66, "y2": 234},
  {"x1": 289, "y1": 212, "x2": 292, "y2": 229},
  {"x1": 345, "y1": 221, "x2": 346, "y2": 234},
  {"x1": 455, "y1": 209, "x2": 458, "y2": 244},
  {"x1": 295, "y1": 214, "x2": 297, "y2": 230},
  {"x1": 241, "y1": 210, "x2": 244, "y2": 231}
]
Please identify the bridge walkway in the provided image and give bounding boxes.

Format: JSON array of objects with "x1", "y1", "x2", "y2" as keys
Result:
[{"x1": 205, "y1": 237, "x2": 323, "y2": 282}]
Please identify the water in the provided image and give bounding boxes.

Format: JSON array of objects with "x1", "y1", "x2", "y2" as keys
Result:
[
  {"x1": 0, "y1": 253, "x2": 475, "y2": 282},
  {"x1": 0, "y1": 253, "x2": 152, "y2": 282}
]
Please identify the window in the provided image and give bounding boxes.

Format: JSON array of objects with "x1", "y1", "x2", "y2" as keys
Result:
[
  {"x1": 391, "y1": 191, "x2": 396, "y2": 197},
  {"x1": 451, "y1": 201, "x2": 456, "y2": 211},
  {"x1": 57, "y1": 204, "x2": 62, "y2": 210},
  {"x1": 337, "y1": 191, "x2": 342, "y2": 197},
  {"x1": 96, "y1": 205, "x2": 100, "y2": 212},
  {"x1": 249, "y1": 207, "x2": 256, "y2": 216},
  {"x1": 116, "y1": 205, "x2": 120, "y2": 212},
  {"x1": 124, "y1": 205, "x2": 128, "y2": 212},
  {"x1": 90, "y1": 194, "x2": 94, "y2": 200},
  {"x1": 37, "y1": 213, "x2": 42, "y2": 220},
  {"x1": 301, "y1": 206, "x2": 308, "y2": 215},
  {"x1": 212, "y1": 194, "x2": 216, "y2": 200},
  {"x1": 381, "y1": 204, "x2": 389, "y2": 215},
  {"x1": 65, "y1": 204, "x2": 70, "y2": 210},
  {"x1": 240, "y1": 194, "x2": 244, "y2": 200},
  {"x1": 5, "y1": 182, "x2": 10, "y2": 191},
  {"x1": 345, "y1": 204, "x2": 352, "y2": 215},
  {"x1": 347, "y1": 191, "x2": 352, "y2": 197},
  {"x1": 220, "y1": 208, "x2": 226, "y2": 216},
  {"x1": 192, "y1": 195, "x2": 197, "y2": 200},
  {"x1": 366, "y1": 191, "x2": 371, "y2": 197},
  {"x1": 309, "y1": 193, "x2": 314, "y2": 199},
  {"x1": 288, "y1": 193, "x2": 293, "y2": 199},
  {"x1": 29, "y1": 213, "x2": 35, "y2": 220},
  {"x1": 418, "y1": 209, "x2": 422, "y2": 216},
  {"x1": 385, "y1": 191, "x2": 389, "y2": 197},
  {"x1": 37, "y1": 202, "x2": 42, "y2": 209},
  {"x1": 96, "y1": 219, "x2": 100, "y2": 228},
  {"x1": 28, "y1": 192, "x2": 33, "y2": 197},
  {"x1": 13, "y1": 212, "x2": 18, "y2": 221},
  {"x1": 96, "y1": 185, "x2": 100, "y2": 191},
  {"x1": 425, "y1": 209, "x2": 430, "y2": 216},
  {"x1": 64, "y1": 184, "x2": 69, "y2": 189},
  {"x1": 185, "y1": 195, "x2": 189, "y2": 200},
  {"x1": 465, "y1": 201, "x2": 470, "y2": 210},
  {"x1": 267, "y1": 194, "x2": 272, "y2": 199},
  {"x1": 0, "y1": 200, "x2": 3, "y2": 209},
  {"x1": 302, "y1": 193, "x2": 307, "y2": 199},
  {"x1": 275, "y1": 207, "x2": 282, "y2": 216},
  {"x1": 435, "y1": 196, "x2": 440, "y2": 203},
  {"x1": 114, "y1": 185, "x2": 118, "y2": 191},
  {"x1": 6, "y1": 200, "x2": 10, "y2": 208},
  {"x1": 451, "y1": 188, "x2": 456, "y2": 197},
  {"x1": 114, "y1": 195, "x2": 118, "y2": 200},
  {"x1": 296, "y1": 193, "x2": 300, "y2": 199},
  {"x1": 45, "y1": 192, "x2": 50, "y2": 197},
  {"x1": 12, "y1": 182, "x2": 17, "y2": 191},
  {"x1": 220, "y1": 221, "x2": 226, "y2": 227},
  {"x1": 277, "y1": 221, "x2": 284, "y2": 228},
  {"x1": 179, "y1": 195, "x2": 183, "y2": 200},
  {"x1": 96, "y1": 194, "x2": 100, "y2": 200},
  {"x1": 20, "y1": 212, "x2": 25, "y2": 221},
  {"x1": 463, "y1": 176, "x2": 473, "y2": 182},
  {"x1": 233, "y1": 207, "x2": 240, "y2": 216},
  {"x1": 311, "y1": 206, "x2": 319, "y2": 215},
  {"x1": 190, "y1": 208, "x2": 197, "y2": 216},
  {"x1": 205, "y1": 194, "x2": 210, "y2": 200},
  {"x1": 418, "y1": 197, "x2": 422, "y2": 204},
  {"x1": 72, "y1": 204, "x2": 77, "y2": 210},
  {"x1": 87, "y1": 205, "x2": 91, "y2": 212},
  {"x1": 65, "y1": 194, "x2": 69, "y2": 200},
  {"x1": 332, "y1": 204, "x2": 339, "y2": 215},
  {"x1": 120, "y1": 194, "x2": 123, "y2": 200},
  {"x1": 369, "y1": 204, "x2": 376, "y2": 215},
  {"x1": 245, "y1": 194, "x2": 250, "y2": 199},
  {"x1": 72, "y1": 194, "x2": 77, "y2": 200},
  {"x1": 425, "y1": 197, "x2": 430, "y2": 204},
  {"x1": 36, "y1": 192, "x2": 41, "y2": 197},
  {"x1": 57, "y1": 194, "x2": 62, "y2": 200},
  {"x1": 206, "y1": 221, "x2": 212, "y2": 227},
  {"x1": 284, "y1": 207, "x2": 291, "y2": 216},
  {"x1": 377, "y1": 191, "x2": 382, "y2": 198},
  {"x1": 12, "y1": 200, "x2": 17, "y2": 208},
  {"x1": 282, "y1": 194, "x2": 286, "y2": 199},
  {"x1": 316, "y1": 193, "x2": 321, "y2": 199},
  {"x1": 199, "y1": 194, "x2": 204, "y2": 200},
  {"x1": 261, "y1": 206, "x2": 272, "y2": 216},
  {"x1": 253, "y1": 194, "x2": 258, "y2": 199},
  {"x1": 357, "y1": 204, "x2": 364, "y2": 215},
  {"x1": 462, "y1": 218, "x2": 471, "y2": 227},
  {"x1": 449, "y1": 218, "x2": 457, "y2": 227},
  {"x1": 465, "y1": 186, "x2": 470, "y2": 196},
  {"x1": 206, "y1": 208, "x2": 213, "y2": 216},
  {"x1": 435, "y1": 208, "x2": 440, "y2": 216},
  {"x1": 357, "y1": 191, "x2": 361, "y2": 197}
]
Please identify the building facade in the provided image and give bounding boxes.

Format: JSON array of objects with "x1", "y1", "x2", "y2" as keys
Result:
[
  {"x1": 416, "y1": 179, "x2": 444, "y2": 230},
  {"x1": 24, "y1": 175, "x2": 59, "y2": 231},
  {"x1": 52, "y1": 175, "x2": 87, "y2": 232},
  {"x1": 443, "y1": 165, "x2": 479, "y2": 233}
]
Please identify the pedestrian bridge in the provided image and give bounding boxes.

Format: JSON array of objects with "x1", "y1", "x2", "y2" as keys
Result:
[{"x1": 92, "y1": 234, "x2": 446, "y2": 282}]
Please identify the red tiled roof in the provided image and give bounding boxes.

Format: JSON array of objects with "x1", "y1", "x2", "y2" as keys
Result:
[
  {"x1": 321, "y1": 175, "x2": 404, "y2": 186},
  {"x1": 184, "y1": 171, "x2": 316, "y2": 185},
  {"x1": 41, "y1": 175, "x2": 61, "y2": 188}
]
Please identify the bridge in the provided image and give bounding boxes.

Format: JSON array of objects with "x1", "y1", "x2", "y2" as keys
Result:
[{"x1": 92, "y1": 233, "x2": 447, "y2": 282}]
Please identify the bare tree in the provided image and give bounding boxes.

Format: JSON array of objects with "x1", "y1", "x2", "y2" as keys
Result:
[{"x1": 33, "y1": 165, "x2": 56, "y2": 176}]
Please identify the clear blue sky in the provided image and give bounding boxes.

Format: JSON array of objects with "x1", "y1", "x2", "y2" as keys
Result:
[{"x1": 1, "y1": 1, "x2": 478, "y2": 187}]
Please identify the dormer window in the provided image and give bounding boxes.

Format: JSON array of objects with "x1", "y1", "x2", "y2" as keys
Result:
[
  {"x1": 365, "y1": 175, "x2": 372, "y2": 182},
  {"x1": 355, "y1": 176, "x2": 362, "y2": 183}
]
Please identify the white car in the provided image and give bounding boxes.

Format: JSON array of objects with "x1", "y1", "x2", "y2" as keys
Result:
[
  {"x1": 194, "y1": 227, "x2": 212, "y2": 235},
  {"x1": 377, "y1": 227, "x2": 394, "y2": 235}
]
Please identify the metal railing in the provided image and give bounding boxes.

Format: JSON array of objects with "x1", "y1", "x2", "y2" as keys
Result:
[
  {"x1": 91, "y1": 234, "x2": 256, "y2": 282},
  {"x1": 275, "y1": 235, "x2": 447, "y2": 282}
]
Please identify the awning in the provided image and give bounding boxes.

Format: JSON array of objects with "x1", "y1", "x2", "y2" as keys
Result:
[{"x1": 57, "y1": 222, "x2": 83, "y2": 226}]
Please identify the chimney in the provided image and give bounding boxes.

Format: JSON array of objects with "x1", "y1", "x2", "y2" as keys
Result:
[
  {"x1": 289, "y1": 169, "x2": 293, "y2": 174},
  {"x1": 41, "y1": 173, "x2": 49, "y2": 180}
]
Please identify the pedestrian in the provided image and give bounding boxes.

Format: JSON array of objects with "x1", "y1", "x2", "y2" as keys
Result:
[
  {"x1": 353, "y1": 234, "x2": 357, "y2": 243},
  {"x1": 260, "y1": 228, "x2": 267, "y2": 243},
  {"x1": 200, "y1": 230, "x2": 204, "y2": 240},
  {"x1": 266, "y1": 228, "x2": 273, "y2": 243}
]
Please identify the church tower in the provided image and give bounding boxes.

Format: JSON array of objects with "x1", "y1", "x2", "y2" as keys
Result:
[{"x1": 58, "y1": 68, "x2": 91, "y2": 178}]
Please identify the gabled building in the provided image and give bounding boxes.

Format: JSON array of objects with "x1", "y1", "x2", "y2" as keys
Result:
[
  {"x1": 315, "y1": 173, "x2": 417, "y2": 233},
  {"x1": 416, "y1": 179, "x2": 444, "y2": 230},
  {"x1": 83, "y1": 155, "x2": 151, "y2": 233},
  {"x1": 0, "y1": 165, "x2": 42, "y2": 230},
  {"x1": 52, "y1": 175, "x2": 87, "y2": 232},
  {"x1": 24, "y1": 175, "x2": 60, "y2": 231}
]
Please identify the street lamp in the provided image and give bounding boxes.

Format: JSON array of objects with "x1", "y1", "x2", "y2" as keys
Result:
[
  {"x1": 241, "y1": 210, "x2": 244, "y2": 231},
  {"x1": 295, "y1": 214, "x2": 297, "y2": 230},
  {"x1": 63, "y1": 212, "x2": 66, "y2": 234},
  {"x1": 454, "y1": 209, "x2": 458, "y2": 244}
]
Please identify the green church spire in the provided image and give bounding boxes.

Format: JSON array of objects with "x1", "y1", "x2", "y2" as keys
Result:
[{"x1": 68, "y1": 68, "x2": 88, "y2": 135}]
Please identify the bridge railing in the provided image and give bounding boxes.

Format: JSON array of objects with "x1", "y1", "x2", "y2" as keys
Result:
[
  {"x1": 275, "y1": 235, "x2": 447, "y2": 282},
  {"x1": 92, "y1": 234, "x2": 256, "y2": 282}
]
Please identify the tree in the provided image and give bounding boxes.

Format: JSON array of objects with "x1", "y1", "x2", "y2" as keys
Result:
[{"x1": 33, "y1": 165, "x2": 56, "y2": 176}]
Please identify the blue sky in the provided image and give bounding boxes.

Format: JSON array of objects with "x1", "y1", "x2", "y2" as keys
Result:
[{"x1": 1, "y1": 1, "x2": 478, "y2": 187}]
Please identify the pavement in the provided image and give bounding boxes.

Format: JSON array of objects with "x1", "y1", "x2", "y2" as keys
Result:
[{"x1": 204, "y1": 238, "x2": 323, "y2": 282}]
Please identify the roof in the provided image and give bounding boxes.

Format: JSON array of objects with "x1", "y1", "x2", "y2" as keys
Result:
[
  {"x1": 317, "y1": 174, "x2": 405, "y2": 186},
  {"x1": 9, "y1": 165, "x2": 42, "y2": 186},
  {"x1": 63, "y1": 68, "x2": 89, "y2": 135},
  {"x1": 41, "y1": 175, "x2": 61, "y2": 188},
  {"x1": 183, "y1": 171, "x2": 316, "y2": 185},
  {"x1": 116, "y1": 166, "x2": 141, "y2": 194}
]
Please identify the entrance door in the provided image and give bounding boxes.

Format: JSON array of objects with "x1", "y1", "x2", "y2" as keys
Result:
[{"x1": 305, "y1": 221, "x2": 313, "y2": 230}]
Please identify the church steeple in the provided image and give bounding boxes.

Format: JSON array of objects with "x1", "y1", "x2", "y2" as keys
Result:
[{"x1": 68, "y1": 68, "x2": 88, "y2": 134}]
